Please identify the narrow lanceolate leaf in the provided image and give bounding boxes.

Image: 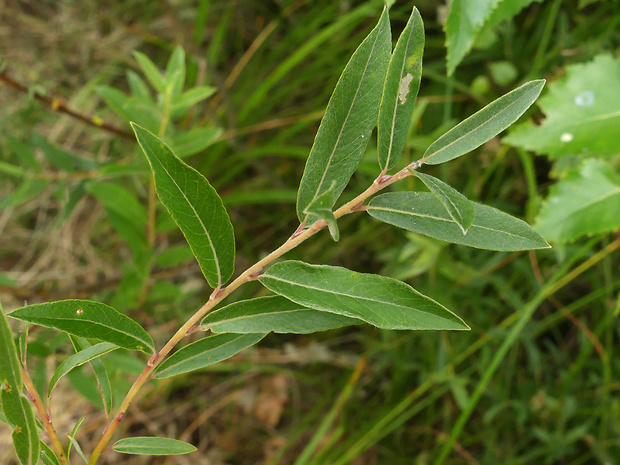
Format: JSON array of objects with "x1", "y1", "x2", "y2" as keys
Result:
[
  {"x1": 296, "y1": 7, "x2": 391, "y2": 221},
  {"x1": 423, "y1": 80, "x2": 545, "y2": 165},
  {"x1": 303, "y1": 183, "x2": 339, "y2": 241},
  {"x1": 113, "y1": 437, "x2": 197, "y2": 455},
  {"x1": 378, "y1": 7, "x2": 424, "y2": 171},
  {"x1": 132, "y1": 123, "x2": 235, "y2": 288},
  {"x1": 0, "y1": 393, "x2": 40, "y2": 465},
  {"x1": 1, "y1": 302, "x2": 40, "y2": 465},
  {"x1": 367, "y1": 192, "x2": 550, "y2": 251},
  {"x1": 259, "y1": 261, "x2": 468, "y2": 331},
  {"x1": 48, "y1": 343, "x2": 117, "y2": 398},
  {"x1": 69, "y1": 336, "x2": 113, "y2": 414},
  {"x1": 154, "y1": 333, "x2": 266, "y2": 379},
  {"x1": 40, "y1": 442, "x2": 61, "y2": 465},
  {"x1": 203, "y1": 296, "x2": 361, "y2": 334},
  {"x1": 413, "y1": 171, "x2": 474, "y2": 233},
  {"x1": 8, "y1": 300, "x2": 154, "y2": 354}
]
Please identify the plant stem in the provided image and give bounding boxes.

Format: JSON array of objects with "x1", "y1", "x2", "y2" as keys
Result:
[
  {"x1": 87, "y1": 165, "x2": 417, "y2": 464},
  {"x1": 21, "y1": 367, "x2": 70, "y2": 465}
]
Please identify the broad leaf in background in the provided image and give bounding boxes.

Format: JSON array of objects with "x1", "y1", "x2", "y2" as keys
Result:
[
  {"x1": 259, "y1": 261, "x2": 468, "y2": 330},
  {"x1": 48, "y1": 342, "x2": 117, "y2": 398},
  {"x1": 444, "y1": 0, "x2": 542, "y2": 75},
  {"x1": 113, "y1": 437, "x2": 197, "y2": 455},
  {"x1": 367, "y1": 192, "x2": 549, "y2": 251},
  {"x1": 97, "y1": 86, "x2": 160, "y2": 133},
  {"x1": 378, "y1": 6, "x2": 424, "y2": 171},
  {"x1": 535, "y1": 159, "x2": 620, "y2": 242},
  {"x1": 296, "y1": 7, "x2": 391, "y2": 221},
  {"x1": 0, "y1": 301, "x2": 40, "y2": 465},
  {"x1": 413, "y1": 171, "x2": 475, "y2": 233},
  {"x1": 0, "y1": 179, "x2": 50, "y2": 210},
  {"x1": 203, "y1": 296, "x2": 362, "y2": 334},
  {"x1": 423, "y1": 80, "x2": 545, "y2": 165},
  {"x1": 154, "y1": 333, "x2": 266, "y2": 379},
  {"x1": 505, "y1": 55, "x2": 620, "y2": 158},
  {"x1": 69, "y1": 336, "x2": 113, "y2": 415},
  {"x1": 444, "y1": 0, "x2": 501, "y2": 75},
  {"x1": 132, "y1": 124, "x2": 235, "y2": 289},
  {"x1": 165, "y1": 46, "x2": 186, "y2": 98},
  {"x1": 9, "y1": 300, "x2": 154, "y2": 354},
  {"x1": 303, "y1": 183, "x2": 339, "y2": 241}
]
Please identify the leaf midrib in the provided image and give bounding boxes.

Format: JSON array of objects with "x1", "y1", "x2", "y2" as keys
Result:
[
  {"x1": 311, "y1": 24, "x2": 384, "y2": 205},
  {"x1": 368, "y1": 204, "x2": 528, "y2": 240},
  {"x1": 262, "y1": 273, "x2": 454, "y2": 323},
  {"x1": 151, "y1": 149, "x2": 222, "y2": 288}
]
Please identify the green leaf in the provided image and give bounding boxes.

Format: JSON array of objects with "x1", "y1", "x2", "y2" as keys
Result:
[
  {"x1": 132, "y1": 123, "x2": 235, "y2": 288},
  {"x1": 33, "y1": 134, "x2": 98, "y2": 172},
  {"x1": 9, "y1": 300, "x2": 154, "y2": 354},
  {"x1": 133, "y1": 51, "x2": 166, "y2": 93},
  {"x1": 259, "y1": 261, "x2": 468, "y2": 331},
  {"x1": 505, "y1": 55, "x2": 620, "y2": 158},
  {"x1": 69, "y1": 336, "x2": 113, "y2": 415},
  {"x1": 203, "y1": 296, "x2": 361, "y2": 334},
  {"x1": 170, "y1": 127, "x2": 222, "y2": 158},
  {"x1": 444, "y1": 0, "x2": 501, "y2": 75},
  {"x1": 87, "y1": 182, "x2": 148, "y2": 255},
  {"x1": 165, "y1": 46, "x2": 186, "y2": 97},
  {"x1": 0, "y1": 179, "x2": 50, "y2": 210},
  {"x1": 154, "y1": 333, "x2": 266, "y2": 379},
  {"x1": 155, "y1": 245, "x2": 195, "y2": 267},
  {"x1": 48, "y1": 343, "x2": 116, "y2": 398},
  {"x1": 97, "y1": 86, "x2": 160, "y2": 133},
  {"x1": 127, "y1": 71, "x2": 151, "y2": 100},
  {"x1": 1, "y1": 301, "x2": 40, "y2": 465},
  {"x1": 40, "y1": 442, "x2": 61, "y2": 465},
  {"x1": 367, "y1": 192, "x2": 550, "y2": 251},
  {"x1": 171, "y1": 86, "x2": 217, "y2": 117},
  {"x1": 296, "y1": 7, "x2": 391, "y2": 221},
  {"x1": 1, "y1": 393, "x2": 40, "y2": 465},
  {"x1": 535, "y1": 160, "x2": 620, "y2": 242},
  {"x1": 423, "y1": 80, "x2": 545, "y2": 165},
  {"x1": 66, "y1": 434, "x2": 88, "y2": 464},
  {"x1": 7, "y1": 136, "x2": 41, "y2": 172},
  {"x1": 377, "y1": 7, "x2": 424, "y2": 171},
  {"x1": 412, "y1": 171, "x2": 474, "y2": 233},
  {"x1": 302, "y1": 183, "x2": 339, "y2": 241},
  {"x1": 66, "y1": 417, "x2": 85, "y2": 460},
  {"x1": 113, "y1": 437, "x2": 197, "y2": 455}
]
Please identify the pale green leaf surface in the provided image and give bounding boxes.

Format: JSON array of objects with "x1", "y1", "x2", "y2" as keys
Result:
[
  {"x1": 424, "y1": 80, "x2": 545, "y2": 165},
  {"x1": 303, "y1": 183, "x2": 339, "y2": 241},
  {"x1": 171, "y1": 86, "x2": 217, "y2": 117},
  {"x1": 154, "y1": 333, "x2": 266, "y2": 379},
  {"x1": 445, "y1": 0, "x2": 501, "y2": 75},
  {"x1": 66, "y1": 435, "x2": 87, "y2": 464},
  {"x1": 203, "y1": 296, "x2": 361, "y2": 334},
  {"x1": 9, "y1": 300, "x2": 154, "y2": 354},
  {"x1": 0, "y1": 179, "x2": 50, "y2": 210},
  {"x1": 378, "y1": 7, "x2": 424, "y2": 170},
  {"x1": 296, "y1": 8, "x2": 391, "y2": 221},
  {"x1": 170, "y1": 127, "x2": 222, "y2": 158},
  {"x1": 133, "y1": 51, "x2": 166, "y2": 93},
  {"x1": 132, "y1": 124, "x2": 235, "y2": 288},
  {"x1": 69, "y1": 336, "x2": 113, "y2": 415},
  {"x1": 127, "y1": 71, "x2": 150, "y2": 100},
  {"x1": 413, "y1": 171, "x2": 474, "y2": 233},
  {"x1": 165, "y1": 46, "x2": 185, "y2": 97},
  {"x1": 48, "y1": 343, "x2": 116, "y2": 397},
  {"x1": 40, "y1": 442, "x2": 61, "y2": 465},
  {"x1": 0, "y1": 392, "x2": 40, "y2": 465},
  {"x1": 505, "y1": 55, "x2": 620, "y2": 158},
  {"x1": 114, "y1": 437, "x2": 197, "y2": 455},
  {"x1": 535, "y1": 159, "x2": 620, "y2": 242},
  {"x1": 367, "y1": 192, "x2": 549, "y2": 251},
  {"x1": 259, "y1": 261, "x2": 468, "y2": 330},
  {"x1": 1, "y1": 303, "x2": 40, "y2": 465}
]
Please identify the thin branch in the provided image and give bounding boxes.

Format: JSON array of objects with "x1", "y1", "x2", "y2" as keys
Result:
[{"x1": 0, "y1": 71, "x2": 133, "y2": 140}]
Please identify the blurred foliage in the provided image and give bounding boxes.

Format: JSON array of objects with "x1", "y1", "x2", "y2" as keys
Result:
[{"x1": 1, "y1": 0, "x2": 619, "y2": 464}]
